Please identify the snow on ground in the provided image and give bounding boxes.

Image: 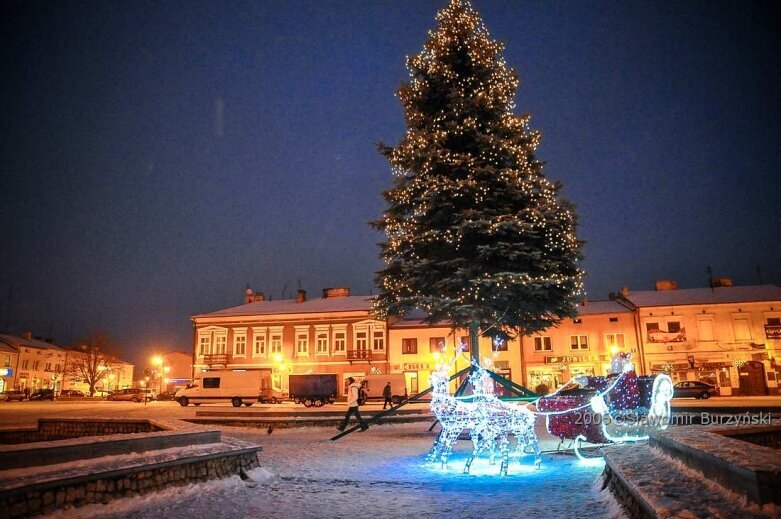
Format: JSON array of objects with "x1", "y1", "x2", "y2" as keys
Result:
[{"x1": 48, "y1": 422, "x2": 623, "y2": 519}]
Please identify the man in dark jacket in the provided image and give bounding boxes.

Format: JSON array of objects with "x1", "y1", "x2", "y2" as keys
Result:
[{"x1": 382, "y1": 382, "x2": 393, "y2": 409}]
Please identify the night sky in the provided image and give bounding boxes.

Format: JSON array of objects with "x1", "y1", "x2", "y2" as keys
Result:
[{"x1": 2, "y1": 0, "x2": 779, "y2": 368}]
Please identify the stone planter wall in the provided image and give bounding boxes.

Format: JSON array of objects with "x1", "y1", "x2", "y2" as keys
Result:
[
  {"x1": 0, "y1": 450, "x2": 260, "y2": 518},
  {"x1": 0, "y1": 419, "x2": 163, "y2": 444}
]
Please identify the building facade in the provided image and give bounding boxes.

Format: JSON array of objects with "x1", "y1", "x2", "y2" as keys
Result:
[
  {"x1": 192, "y1": 283, "x2": 781, "y2": 398},
  {"x1": 522, "y1": 300, "x2": 639, "y2": 394},
  {"x1": 619, "y1": 282, "x2": 781, "y2": 396},
  {"x1": 0, "y1": 333, "x2": 67, "y2": 393},
  {"x1": 191, "y1": 288, "x2": 387, "y2": 397}
]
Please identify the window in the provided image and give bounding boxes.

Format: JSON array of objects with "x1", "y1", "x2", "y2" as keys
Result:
[
  {"x1": 459, "y1": 336, "x2": 470, "y2": 352},
  {"x1": 296, "y1": 330, "x2": 309, "y2": 355},
  {"x1": 55, "y1": 363, "x2": 61, "y2": 372},
  {"x1": 667, "y1": 321, "x2": 681, "y2": 333},
  {"x1": 573, "y1": 318, "x2": 582, "y2": 324},
  {"x1": 355, "y1": 331, "x2": 368, "y2": 350},
  {"x1": 609, "y1": 317, "x2": 618, "y2": 323},
  {"x1": 570, "y1": 335, "x2": 588, "y2": 350},
  {"x1": 3, "y1": 355, "x2": 9, "y2": 367},
  {"x1": 733, "y1": 316, "x2": 752, "y2": 342},
  {"x1": 372, "y1": 330, "x2": 385, "y2": 351},
  {"x1": 430, "y1": 337, "x2": 445, "y2": 353},
  {"x1": 333, "y1": 331, "x2": 347, "y2": 353},
  {"x1": 646, "y1": 322, "x2": 660, "y2": 333},
  {"x1": 203, "y1": 377, "x2": 220, "y2": 389},
  {"x1": 253, "y1": 333, "x2": 266, "y2": 356},
  {"x1": 199, "y1": 335, "x2": 210, "y2": 356},
  {"x1": 45, "y1": 362, "x2": 52, "y2": 372},
  {"x1": 605, "y1": 333, "x2": 625, "y2": 349},
  {"x1": 316, "y1": 331, "x2": 329, "y2": 354},
  {"x1": 402, "y1": 338, "x2": 418, "y2": 354},
  {"x1": 32, "y1": 361, "x2": 40, "y2": 370},
  {"x1": 768, "y1": 317, "x2": 781, "y2": 326},
  {"x1": 270, "y1": 333, "x2": 283, "y2": 354},
  {"x1": 234, "y1": 334, "x2": 246, "y2": 356},
  {"x1": 697, "y1": 317, "x2": 715, "y2": 342},
  {"x1": 214, "y1": 335, "x2": 227, "y2": 354},
  {"x1": 492, "y1": 338, "x2": 508, "y2": 351},
  {"x1": 534, "y1": 337, "x2": 552, "y2": 351},
  {"x1": 22, "y1": 359, "x2": 29, "y2": 369}
]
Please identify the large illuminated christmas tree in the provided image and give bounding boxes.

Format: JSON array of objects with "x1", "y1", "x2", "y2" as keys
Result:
[{"x1": 374, "y1": 0, "x2": 584, "y2": 360}]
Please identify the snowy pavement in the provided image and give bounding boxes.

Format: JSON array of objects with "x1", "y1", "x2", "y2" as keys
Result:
[{"x1": 45, "y1": 422, "x2": 623, "y2": 519}]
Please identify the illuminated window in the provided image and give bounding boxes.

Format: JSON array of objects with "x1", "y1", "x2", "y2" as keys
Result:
[
  {"x1": 372, "y1": 330, "x2": 385, "y2": 351},
  {"x1": 605, "y1": 333, "x2": 625, "y2": 349},
  {"x1": 534, "y1": 337, "x2": 552, "y2": 351},
  {"x1": 570, "y1": 335, "x2": 588, "y2": 350},
  {"x1": 429, "y1": 337, "x2": 445, "y2": 353}
]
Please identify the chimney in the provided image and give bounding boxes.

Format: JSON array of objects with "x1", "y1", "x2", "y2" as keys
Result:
[
  {"x1": 244, "y1": 288, "x2": 266, "y2": 303},
  {"x1": 322, "y1": 287, "x2": 350, "y2": 299},
  {"x1": 654, "y1": 280, "x2": 678, "y2": 291},
  {"x1": 253, "y1": 292, "x2": 265, "y2": 302},
  {"x1": 620, "y1": 286, "x2": 630, "y2": 297},
  {"x1": 244, "y1": 288, "x2": 254, "y2": 304},
  {"x1": 296, "y1": 289, "x2": 307, "y2": 303},
  {"x1": 21, "y1": 331, "x2": 32, "y2": 340},
  {"x1": 712, "y1": 277, "x2": 733, "y2": 288}
]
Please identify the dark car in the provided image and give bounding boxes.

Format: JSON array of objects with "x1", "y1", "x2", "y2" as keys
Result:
[
  {"x1": 59, "y1": 389, "x2": 85, "y2": 397},
  {"x1": 156, "y1": 390, "x2": 177, "y2": 401},
  {"x1": 673, "y1": 381, "x2": 718, "y2": 399},
  {"x1": 29, "y1": 389, "x2": 55, "y2": 401},
  {"x1": 1, "y1": 390, "x2": 26, "y2": 402}
]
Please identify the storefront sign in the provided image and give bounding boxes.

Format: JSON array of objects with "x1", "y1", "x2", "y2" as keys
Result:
[
  {"x1": 0, "y1": 368, "x2": 12, "y2": 377},
  {"x1": 765, "y1": 325, "x2": 781, "y2": 340},
  {"x1": 403, "y1": 363, "x2": 431, "y2": 371},
  {"x1": 648, "y1": 328, "x2": 687, "y2": 343},
  {"x1": 544, "y1": 355, "x2": 606, "y2": 364}
]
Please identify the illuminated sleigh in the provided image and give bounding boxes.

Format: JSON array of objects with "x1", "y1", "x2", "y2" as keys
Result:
[{"x1": 536, "y1": 354, "x2": 674, "y2": 446}]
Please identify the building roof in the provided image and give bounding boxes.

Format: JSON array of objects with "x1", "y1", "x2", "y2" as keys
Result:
[
  {"x1": 193, "y1": 295, "x2": 375, "y2": 319},
  {"x1": 575, "y1": 300, "x2": 632, "y2": 315},
  {"x1": 0, "y1": 334, "x2": 63, "y2": 351},
  {"x1": 389, "y1": 300, "x2": 630, "y2": 328},
  {"x1": 623, "y1": 285, "x2": 781, "y2": 308}
]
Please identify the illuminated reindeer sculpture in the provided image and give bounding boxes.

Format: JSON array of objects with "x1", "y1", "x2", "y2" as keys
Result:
[{"x1": 428, "y1": 361, "x2": 541, "y2": 475}]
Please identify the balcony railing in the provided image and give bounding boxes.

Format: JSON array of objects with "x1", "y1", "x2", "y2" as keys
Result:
[{"x1": 203, "y1": 353, "x2": 230, "y2": 365}]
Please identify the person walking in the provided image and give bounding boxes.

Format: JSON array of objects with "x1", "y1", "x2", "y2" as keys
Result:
[
  {"x1": 337, "y1": 377, "x2": 368, "y2": 432},
  {"x1": 382, "y1": 382, "x2": 393, "y2": 410}
]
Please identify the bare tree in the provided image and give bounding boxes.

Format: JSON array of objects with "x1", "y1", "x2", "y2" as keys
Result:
[{"x1": 65, "y1": 331, "x2": 123, "y2": 397}]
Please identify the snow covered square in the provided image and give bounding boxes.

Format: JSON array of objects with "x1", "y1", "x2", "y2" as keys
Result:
[{"x1": 46, "y1": 422, "x2": 619, "y2": 519}]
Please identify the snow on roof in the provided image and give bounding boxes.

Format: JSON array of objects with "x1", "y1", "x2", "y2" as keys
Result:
[
  {"x1": 389, "y1": 300, "x2": 630, "y2": 328},
  {"x1": 0, "y1": 333, "x2": 64, "y2": 351},
  {"x1": 624, "y1": 285, "x2": 781, "y2": 307},
  {"x1": 193, "y1": 295, "x2": 375, "y2": 319}
]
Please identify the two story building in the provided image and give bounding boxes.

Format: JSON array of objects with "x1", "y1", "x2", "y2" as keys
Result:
[
  {"x1": 0, "y1": 333, "x2": 67, "y2": 392},
  {"x1": 619, "y1": 281, "x2": 781, "y2": 395},
  {"x1": 191, "y1": 288, "x2": 387, "y2": 396}
]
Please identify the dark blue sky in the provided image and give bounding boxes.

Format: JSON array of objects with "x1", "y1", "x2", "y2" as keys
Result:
[{"x1": 2, "y1": 0, "x2": 779, "y2": 368}]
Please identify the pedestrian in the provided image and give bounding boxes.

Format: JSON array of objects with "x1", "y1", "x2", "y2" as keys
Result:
[
  {"x1": 23, "y1": 386, "x2": 30, "y2": 400},
  {"x1": 382, "y1": 382, "x2": 393, "y2": 409},
  {"x1": 337, "y1": 377, "x2": 368, "y2": 432}
]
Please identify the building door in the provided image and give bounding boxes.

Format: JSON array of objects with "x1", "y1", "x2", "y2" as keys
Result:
[{"x1": 738, "y1": 361, "x2": 768, "y2": 396}]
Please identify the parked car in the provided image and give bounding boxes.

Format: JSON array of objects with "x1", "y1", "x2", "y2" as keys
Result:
[
  {"x1": 673, "y1": 381, "x2": 718, "y2": 399},
  {"x1": 59, "y1": 389, "x2": 85, "y2": 397},
  {"x1": 156, "y1": 390, "x2": 177, "y2": 401},
  {"x1": 29, "y1": 389, "x2": 55, "y2": 401},
  {"x1": 1, "y1": 390, "x2": 26, "y2": 402},
  {"x1": 106, "y1": 388, "x2": 146, "y2": 402}
]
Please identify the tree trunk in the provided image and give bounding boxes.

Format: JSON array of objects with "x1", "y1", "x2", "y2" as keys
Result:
[{"x1": 469, "y1": 322, "x2": 480, "y2": 366}]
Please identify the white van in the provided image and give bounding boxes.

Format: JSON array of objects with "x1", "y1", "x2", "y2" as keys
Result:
[
  {"x1": 176, "y1": 369, "x2": 269, "y2": 407},
  {"x1": 362, "y1": 373, "x2": 408, "y2": 404}
]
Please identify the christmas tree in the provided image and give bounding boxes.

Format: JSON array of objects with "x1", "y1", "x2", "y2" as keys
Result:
[{"x1": 373, "y1": 0, "x2": 584, "y2": 359}]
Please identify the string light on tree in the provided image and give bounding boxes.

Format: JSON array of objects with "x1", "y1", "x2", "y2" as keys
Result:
[{"x1": 372, "y1": 0, "x2": 584, "y2": 344}]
